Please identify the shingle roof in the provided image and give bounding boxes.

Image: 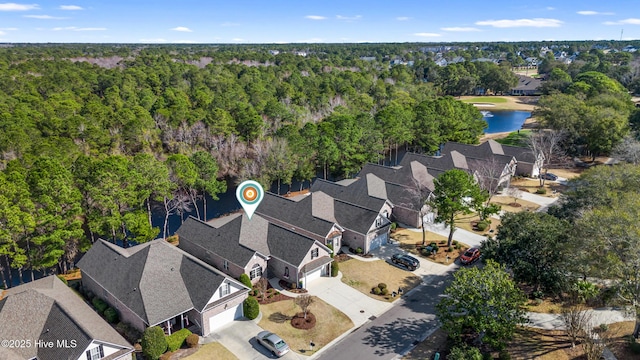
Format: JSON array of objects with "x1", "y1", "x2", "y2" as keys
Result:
[
  {"x1": 266, "y1": 223, "x2": 319, "y2": 266},
  {"x1": 311, "y1": 177, "x2": 388, "y2": 212},
  {"x1": 176, "y1": 215, "x2": 258, "y2": 266},
  {"x1": 256, "y1": 192, "x2": 336, "y2": 239},
  {"x1": 333, "y1": 199, "x2": 379, "y2": 234},
  {"x1": 399, "y1": 151, "x2": 470, "y2": 173},
  {"x1": 78, "y1": 239, "x2": 239, "y2": 326},
  {"x1": 0, "y1": 276, "x2": 133, "y2": 360}
]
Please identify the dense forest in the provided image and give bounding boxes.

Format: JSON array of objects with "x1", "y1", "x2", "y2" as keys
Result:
[{"x1": 0, "y1": 42, "x2": 638, "y2": 287}]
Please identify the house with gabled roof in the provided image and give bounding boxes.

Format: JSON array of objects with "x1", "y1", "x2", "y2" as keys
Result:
[
  {"x1": 0, "y1": 275, "x2": 134, "y2": 360},
  {"x1": 311, "y1": 174, "x2": 393, "y2": 253},
  {"x1": 176, "y1": 212, "x2": 334, "y2": 289},
  {"x1": 77, "y1": 239, "x2": 249, "y2": 337},
  {"x1": 256, "y1": 192, "x2": 344, "y2": 251}
]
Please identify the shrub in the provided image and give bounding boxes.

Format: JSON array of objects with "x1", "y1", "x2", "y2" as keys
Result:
[
  {"x1": 92, "y1": 298, "x2": 109, "y2": 314},
  {"x1": 331, "y1": 261, "x2": 339, "y2": 277},
  {"x1": 243, "y1": 297, "x2": 260, "y2": 320},
  {"x1": 185, "y1": 334, "x2": 199, "y2": 348},
  {"x1": 439, "y1": 240, "x2": 446, "y2": 244},
  {"x1": 115, "y1": 322, "x2": 129, "y2": 335},
  {"x1": 372, "y1": 287, "x2": 381, "y2": 295},
  {"x1": 104, "y1": 307, "x2": 119, "y2": 323},
  {"x1": 57, "y1": 275, "x2": 68, "y2": 285},
  {"x1": 536, "y1": 187, "x2": 547, "y2": 194},
  {"x1": 531, "y1": 290, "x2": 544, "y2": 299},
  {"x1": 380, "y1": 288, "x2": 389, "y2": 295},
  {"x1": 452, "y1": 240, "x2": 458, "y2": 246},
  {"x1": 498, "y1": 349, "x2": 512, "y2": 360},
  {"x1": 431, "y1": 244, "x2": 439, "y2": 253},
  {"x1": 378, "y1": 283, "x2": 387, "y2": 290},
  {"x1": 142, "y1": 326, "x2": 167, "y2": 360},
  {"x1": 446, "y1": 246, "x2": 454, "y2": 252},
  {"x1": 355, "y1": 247, "x2": 363, "y2": 254},
  {"x1": 629, "y1": 341, "x2": 640, "y2": 354},
  {"x1": 327, "y1": 244, "x2": 334, "y2": 258},
  {"x1": 476, "y1": 221, "x2": 489, "y2": 231},
  {"x1": 86, "y1": 290, "x2": 95, "y2": 301},
  {"x1": 447, "y1": 344, "x2": 483, "y2": 360},
  {"x1": 598, "y1": 323, "x2": 609, "y2": 332},
  {"x1": 454, "y1": 243, "x2": 462, "y2": 250},
  {"x1": 166, "y1": 329, "x2": 192, "y2": 352},
  {"x1": 238, "y1": 274, "x2": 252, "y2": 289}
]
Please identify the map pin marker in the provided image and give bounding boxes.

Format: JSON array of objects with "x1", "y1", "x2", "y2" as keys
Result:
[{"x1": 236, "y1": 180, "x2": 264, "y2": 220}]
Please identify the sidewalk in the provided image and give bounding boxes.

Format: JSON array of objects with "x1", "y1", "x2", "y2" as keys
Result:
[{"x1": 527, "y1": 307, "x2": 634, "y2": 331}]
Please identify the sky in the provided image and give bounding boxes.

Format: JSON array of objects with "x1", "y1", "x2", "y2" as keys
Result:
[{"x1": 0, "y1": 0, "x2": 638, "y2": 43}]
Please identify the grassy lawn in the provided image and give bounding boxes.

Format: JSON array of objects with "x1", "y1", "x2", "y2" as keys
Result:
[
  {"x1": 403, "y1": 328, "x2": 449, "y2": 360},
  {"x1": 392, "y1": 228, "x2": 470, "y2": 265},
  {"x1": 495, "y1": 129, "x2": 531, "y2": 146},
  {"x1": 509, "y1": 178, "x2": 566, "y2": 197},
  {"x1": 491, "y1": 195, "x2": 540, "y2": 213},
  {"x1": 454, "y1": 213, "x2": 501, "y2": 235},
  {"x1": 257, "y1": 297, "x2": 353, "y2": 355},
  {"x1": 182, "y1": 342, "x2": 238, "y2": 360},
  {"x1": 339, "y1": 258, "x2": 422, "y2": 302},
  {"x1": 525, "y1": 298, "x2": 566, "y2": 314},
  {"x1": 506, "y1": 322, "x2": 638, "y2": 360},
  {"x1": 462, "y1": 97, "x2": 508, "y2": 104}
]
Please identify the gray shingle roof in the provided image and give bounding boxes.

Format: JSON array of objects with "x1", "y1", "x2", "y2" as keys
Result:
[
  {"x1": 311, "y1": 177, "x2": 388, "y2": 213},
  {"x1": 266, "y1": 223, "x2": 319, "y2": 266},
  {"x1": 333, "y1": 199, "x2": 379, "y2": 234},
  {"x1": 78, "y1": 239, "x2": 239, "y2": 326},
  {"x1": 176, "y1": 215, "x2": 258, "y2": 266},
  {"x1": 0, "y1": 276, "x2": 133, "y2": 360},
  {"x1": 256, "y1": 192, "x2": 337, "y2": 240}
]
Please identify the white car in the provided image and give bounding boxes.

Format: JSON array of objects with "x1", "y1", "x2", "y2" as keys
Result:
[{"x1": 256, "y1": 331, "x2": 290, "y2": 357}]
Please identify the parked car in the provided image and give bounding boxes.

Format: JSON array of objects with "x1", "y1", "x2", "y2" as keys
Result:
[
  {"x1": 391, "y1": 253, "x2": 420, "y2": 270},
  {"x1": 256, "y1": 331, "x2": 290, "y2": 357},
  {"x1": 459, "y1": 248, "x2": 481, "y2": 265},
  {"x1": 541, "y1": 172, "x2": 558, "y2": 181}
]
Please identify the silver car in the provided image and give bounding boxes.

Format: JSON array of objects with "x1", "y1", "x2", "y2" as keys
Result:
[{"x1": 256, "y1": 331, "x2": 290, "y2": 357}]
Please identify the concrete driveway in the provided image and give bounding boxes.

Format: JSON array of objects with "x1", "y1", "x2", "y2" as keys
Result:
[
  {"x1": 306, "y1": 272, "x2": 393, "y2": 327},
  {"x1": 205, "y1": 315, "x2": 308, "y2": 360}
]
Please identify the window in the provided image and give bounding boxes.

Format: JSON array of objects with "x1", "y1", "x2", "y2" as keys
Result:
[
  {"x1": 376, "y1": 217, "x2": 382, "y2": 227},
  {"x1": 220, "y1": 282, "x2": 230, "y2": 297},
  {"x1": 284, "y1": 267, "x2": 289, "y2": 278},
  {"x1": 249, "y1": 264, "x2": 262, "y2": 280},
  {"x1": 86, "y1": 345, "x2": 104, "y2": 360},
  {"x1": 311, "y1": 248, "x2": 319, "y2": 259},
  {"x1": 223, "y1": 260, "x2": 229, "y2": 271}
]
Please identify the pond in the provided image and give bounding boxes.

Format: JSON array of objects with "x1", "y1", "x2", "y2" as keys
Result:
[{"x1": 482, "y1": 110, "x2": 531, "y2": 134}]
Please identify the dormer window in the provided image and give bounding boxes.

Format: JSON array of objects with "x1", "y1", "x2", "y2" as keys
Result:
[{"x1": 311, "y1": 248, "x2": 319, "y2": 259}]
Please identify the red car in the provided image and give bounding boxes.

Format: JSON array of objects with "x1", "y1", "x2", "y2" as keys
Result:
[{"x1": 459, "y1": 248, "x2": 481, "y2": 265}]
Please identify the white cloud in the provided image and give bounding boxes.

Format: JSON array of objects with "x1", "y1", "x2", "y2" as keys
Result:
[
  {"x1": 140, "y1": 38, "x2": 167, "y2": 43},
  {"x1": 336, "y1": 15, "x2": 362, "y2": 21},
  {"x1": 413, "y1": 32, "x2": 441, "y2": 37},
  {"x1": 170, "y1": 26, "x2": 192, "y2": 32},
  {"x1": 546, "y1": 7, "x2": 555, "y2": 10},
  {"x1": 578, "y1": 10, "x2": 614, "y2": 15},
  {"x1": 232, "y1": 38, "x2": 245, "y2": 42},
  {"x1": 0, "y1": 31, "x2": 4, "y2": 36},
  {"x1": 396, "y1": 16, "x2": 411, "y2": 21},
  {"x1": 24, "y1": 14, "x2": 66, "y2": 19},
  {"x1": 475, "y1": 18, "x2": 562, "y2": 28},
  {"x1": 297, "y1": 37, "x2": 324, "y2": 43},
  {"x1": 603, "y1": 18, "x2": 640, "y2": 25},
  {"x1": 53, "y1": 26, "x2": 106, "y2": 31},
  {"x1": 305, "y1": 15, "x2": 326, "y2": 20},
  {"x1": 0, "y1": 3, "x2": 39, "y2": 11},
  {"x1": 441, "y1": 27, "x2": 481, "y2": 32},
  {"x1": 220, "y1": 21, "x2": 239, "y2": 27},
  {"x1": 176, "y1": 39, "x2": 197, "y2": 43},
  {"x1": 59, "y1": 5, "x2": 82, "y2": 10}
]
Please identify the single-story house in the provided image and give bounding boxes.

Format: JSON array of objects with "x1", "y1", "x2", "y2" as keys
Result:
[
  {"x1": 0, "y1": 275, "x2": 134, "y2": 360},
  {"x1": 177, "y1": 213, "x2": 334, "y2": 289},
  {"x1": 78, "y1": 239, "x2": 249, "y2": 337},
  {"x1": 510, "y1": 74, "x2": 542, "y2": 96}
]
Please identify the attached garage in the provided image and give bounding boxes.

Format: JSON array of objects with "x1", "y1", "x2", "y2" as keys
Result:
[
  {"x1": 369, "y1": 232, "x2": 388, "y2": 251},
  {"x1": 208, "y1": 303, "x2": 243, "y2": 333},
  {"x1": 305, "y1": 266, "x2": 323, "y2": 283}
]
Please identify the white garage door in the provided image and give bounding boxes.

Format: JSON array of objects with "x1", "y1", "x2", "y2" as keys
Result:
[
  {"x1": 209, "y1": 303, "x2": 243, "y2": 333},
  {"x1": 303, "y1": 266, "x2": 323, "y2": 287},
  {"x1": 370, "y1": 232, "x2": 388, "y2": 251}
]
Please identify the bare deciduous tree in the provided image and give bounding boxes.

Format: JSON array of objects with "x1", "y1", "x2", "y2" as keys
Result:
[
  {"x1": 582, "y1": 326, "x2": 612, "y2": 360},
  {"x1": 561, "y1": 305, "x2": 592, "y2": 348},
  {"x1": 612, "y1": 135, "x2": 640, "y2": 165},
  {"x1": 505, "y1": 187, "x2": 522, "y2": 205},
  {"x1": 526, "y1": 129, "x2": 564, "y2": 186},
  {"x1": 294, "y1": 294, "x2": 314, "y2": 319},
  {"x1": 255, "y1": 277, "x2": 269, "y2": 301}
]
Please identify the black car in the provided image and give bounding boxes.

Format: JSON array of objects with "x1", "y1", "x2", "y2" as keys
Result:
[
  {"x1": 541, "y1": 172, "x2": 558, "y2": 181},
  {"x1": 391, "y1": 253, "x2": 420, "y2": 270}
]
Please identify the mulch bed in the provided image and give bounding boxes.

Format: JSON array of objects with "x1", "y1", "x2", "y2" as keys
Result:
[
  {"x1": 290, "y1": 312, "x2": 316, "y2": 330},
  {"x1": 334, "y1": 254, "x2": 350, "y2": 263},
  {"x1": 348, "y1": 248, "x2": 374, "y2": 258},
  {"x1": 277, "y1": 280, "x2": 308, "y2": 294},
  {"x1": 255, "y1": 292, "x2": 292, "y2": 305}
]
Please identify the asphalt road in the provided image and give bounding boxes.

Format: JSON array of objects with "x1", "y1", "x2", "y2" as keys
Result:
[{"x1": 316, "y1": 272, "x2": 454, "y2": 360}]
